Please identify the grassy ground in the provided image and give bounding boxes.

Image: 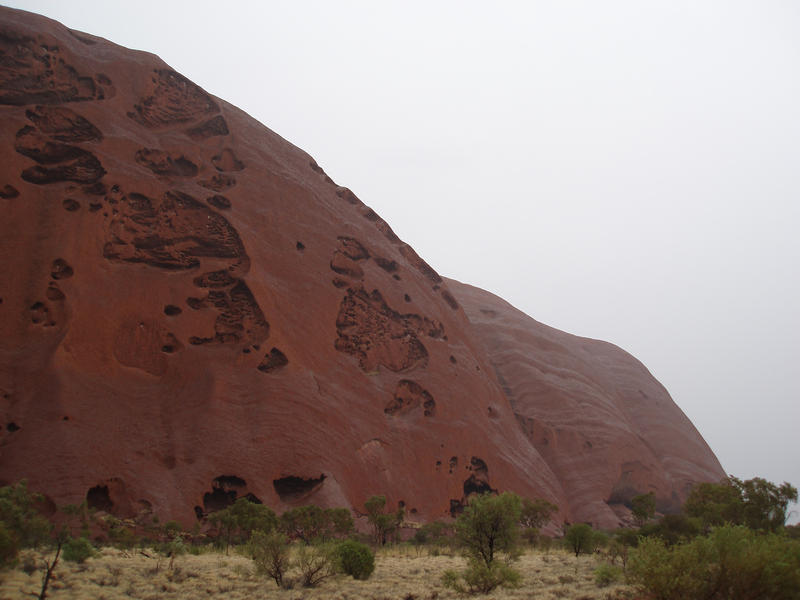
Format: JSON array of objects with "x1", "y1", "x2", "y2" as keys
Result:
[{"x1": 0, "y1": 545, "x2": 634, "y2": 600}]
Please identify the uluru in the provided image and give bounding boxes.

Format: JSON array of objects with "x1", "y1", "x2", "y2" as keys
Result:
[{"x1": 0, "y1": 6, "x2": 724, "y2": 531}]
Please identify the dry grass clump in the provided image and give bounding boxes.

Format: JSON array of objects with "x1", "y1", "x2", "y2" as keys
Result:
[{"x1": 0, "y1": 545, "x2": 633, "y2": 600}]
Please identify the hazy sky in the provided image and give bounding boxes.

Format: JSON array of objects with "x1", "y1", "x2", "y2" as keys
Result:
[{"x1": 7, "y1": 1, "x2": 798, "y2": 520}]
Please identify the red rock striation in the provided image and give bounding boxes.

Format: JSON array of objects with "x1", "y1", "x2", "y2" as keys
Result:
[
  {"x1": 446, "y1": 279, "x2": 726, "y2": 526},
  {"x1": 0, "y1": 7, "x2": 724, "y2": 529}
]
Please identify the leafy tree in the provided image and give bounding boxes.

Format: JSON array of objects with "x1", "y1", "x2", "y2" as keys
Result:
[
  {"x1": 364, "y1": 495, "x2": 403, "y2": 545},
  {"x1": 519, "y1": 497, "x2": 557, "y2": 544},
  {"x1": 326, "y1": 507, "x2": 355, "y2": 538},
  {"x1": 564, "y1": 523, "x2": 595, "y2": 558},
  {"x1": 685, "y1": 476, "x2": 798, "y2": 533},
  {"x1": 731, "y1": 476, "x2": 797, "y2": 532},
  {"x1": 519, "y1": 497, "x2": 558, "y2": 530},
  {"x1": 443, "y1": 492, "x2": 523, "y2": 594},
  {"x1": 631, "y1": 492, "x2": 656, "y2": 527},
  {"x1": 249, "y1": 530, "x2": 291, "y2": 588},
  {"x1": 456, "y1": 492, "x2": 522, "y2": 568},
  {"x1": 210, "y1": 497, "x2": 277, "y2": 552}
]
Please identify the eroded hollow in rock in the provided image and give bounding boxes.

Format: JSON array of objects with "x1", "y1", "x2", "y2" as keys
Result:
[
  {"x1": 202, "y1": 475, "x2": 247, "y2": 513},
  {"x1": 273, "y1": 474, "x2": 325, "y2": 501},
  {"x1": 86, "y1": 485, "x2": 113, "y2": 512},
  {"x1": 463, "y1": 474, "x2": 495, "y2": 497}
]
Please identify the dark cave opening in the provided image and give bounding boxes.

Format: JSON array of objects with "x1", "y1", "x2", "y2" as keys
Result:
[{"x1": 272, "y1": 474, "x2": 326, "y2": 501}]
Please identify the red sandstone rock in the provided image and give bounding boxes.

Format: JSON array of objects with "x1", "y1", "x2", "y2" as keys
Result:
[
  {"x1": 446, "y1": 279, "x2": 726, "y2": 526},
  {"x1": 0, "y1": 7, "x2": 724, "y2": 529}
]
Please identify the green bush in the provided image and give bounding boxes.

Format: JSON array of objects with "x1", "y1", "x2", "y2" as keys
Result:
[
  {"x1": 0, "y1": 481, "x2": 51, "y2": 549},
  {"x1": 0, "y1": 522, "x2": 18, "y2": 568},
  {"x1": 62, "y1": 537, "x2": 96, "y2": 563},
  {"x1": 280, "y1": 505, "x2": 354, "y2": 543},
  {"x1": 628, "y1": 524, "x2": 800, "y2": 600},
  {"x1": 594, "y1": 563, "x2": 622, "y2": 587},
  {"x1": 335, "y1": 539, "x2": 374, "y2": 580},
  {"x1": 443, "y1": 559, "x2": 521, "y2": 594}
]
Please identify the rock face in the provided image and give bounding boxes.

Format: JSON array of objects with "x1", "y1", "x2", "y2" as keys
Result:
[
  {"x1": 446, "y1": 280, "x2": 726, "y2": 526},
  {"x1": 0, "y1": 7, "x2": 724, "y2": 528}
]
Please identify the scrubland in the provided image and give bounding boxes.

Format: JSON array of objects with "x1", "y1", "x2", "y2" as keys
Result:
[{"x1": 1, "y1": 545, "x2": 632, "y2": 600}]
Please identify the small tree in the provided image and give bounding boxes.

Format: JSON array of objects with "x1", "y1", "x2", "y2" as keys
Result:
[
  {"x1": 444, "y1": 492, "x2": 523, "y2": 594},
  {"x1": 250, "y1": 530, "x2": 291, "y2": 588},
  {"x1": 631, "y1": 492, "x2": 656, "y2": 527},
  {"x1": 326, "y1": 507, "x2": 355, "y2": 539},
  {"x1": 210, "y1": 497, "x2": 277, "y2": 553},
  {"x1": 684, "y1": 476, "x2": 798, "y2": 533},
  {"x1": 364, "y1": 495, "x2": 403, "y2": 545},
  {"x1": 456, "y1": 492, "x2": 522, "y2": 567},
  {"x1": 520, "y1": 497, "x2": 558, "y2": 530},
  {"x1": 564, "y1": 523, "x2": 594, "y2": 558}
]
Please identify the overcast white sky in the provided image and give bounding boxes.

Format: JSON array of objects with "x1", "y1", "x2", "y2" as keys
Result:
[{"x1": 7, "y1": 1, "x2": 798, "y2": 520}]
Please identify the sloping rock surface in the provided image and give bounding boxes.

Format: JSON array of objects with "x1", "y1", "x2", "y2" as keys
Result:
[
  {"x1": 446, "y1": 279, "x2": 725, "y2": 525},
  {"x1": 0, "y1": 7, "x2": 724, "y2": 528}
]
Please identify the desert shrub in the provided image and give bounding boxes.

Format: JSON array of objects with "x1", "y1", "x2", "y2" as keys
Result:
[
  {"x1": 108, "y1": 522, "x2": 137, "y2": 550},
  {"x1": 162, "y1": 520, "x2": 182, "y2": 538},
  {"x1": 62, "y1": 537, "x2": 96, "y2": 563},
  {"x1": 631, "y1": 492, "x2": 656, "y2": 527},
  {"x1": 296, "y1": 543, "x2": 336, "y2": 587},
  {"x1": 607, "y1": 538, "x2": 630, "y2": 568},
  {"x1": 592, "y1": 530, "x2": 610, "y2": 551},
  {"x1": 443, "y1": 560, "x2": 521, "y2": 594},
  {"x1": 154, "y1": 534, "x2": 187, "y2": 570},
  {"x1": 639, "y1": 513, "x2": 701, "y2": 546},
  {"x1": 413, "y1": 520, "x2": 454, "y2": 553},
  {"x1": 628, "y1": 524, "x2": 800, "y2": 600},
  {"x1": 335, "y1": 539, "x2": 374, "y2": 580},
  {"x1": 0, "y1": 523, "x2": 18, "y2": 568},
  {"x1": 564, "y1": 523, "x2": 595, "y2": 557},
  {"x1": 249, "y1": 530, "x2": 291, "y2": 588},
  {"x1": 594, "y1": 563, "x2": 622, "y2": 587},
  {"x1": 0, "y1": 481, "x2": 51, "y2": 549},
  {"x1": 280, "y1": 505, "x2": 354, "y2": 543}
]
